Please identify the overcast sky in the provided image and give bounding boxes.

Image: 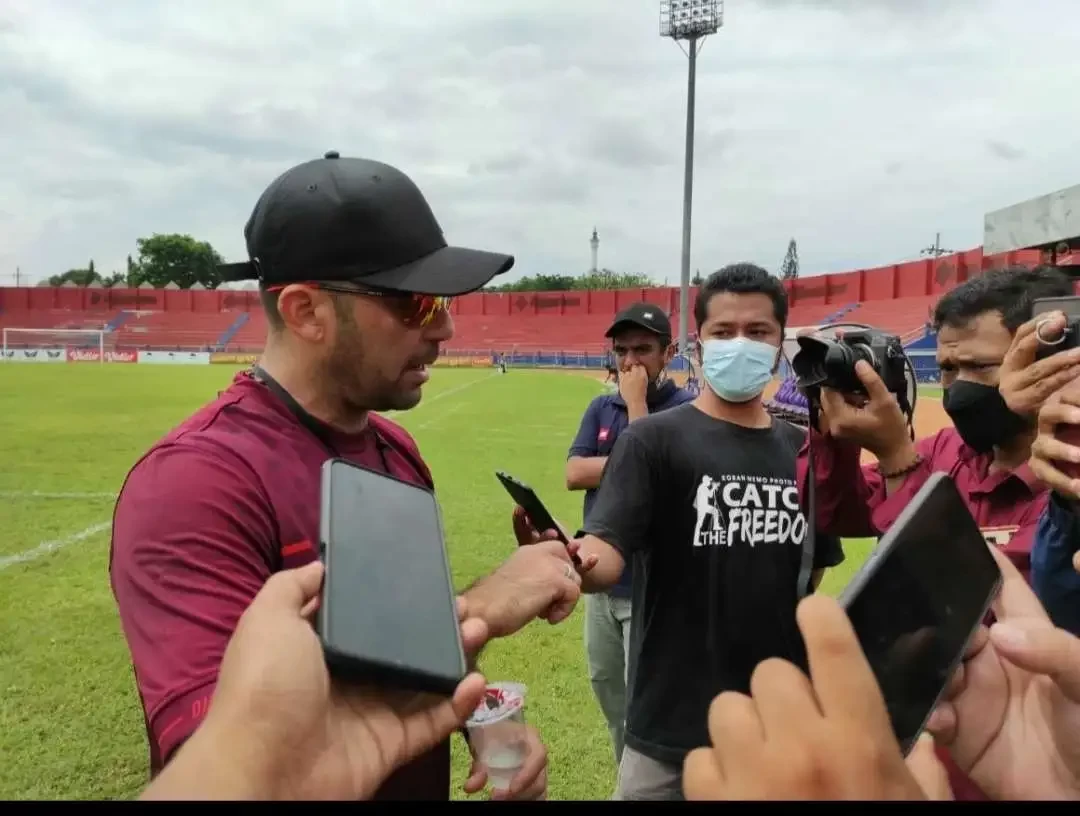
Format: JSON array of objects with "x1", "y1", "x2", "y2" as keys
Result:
[{"x1": 1, "y1": 0, "x2": 1078, "y2": 287}]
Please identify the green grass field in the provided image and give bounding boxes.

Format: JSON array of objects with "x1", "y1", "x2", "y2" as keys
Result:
[{"x1": 0, "y1": 364, "x2": 875, "y2": 800}]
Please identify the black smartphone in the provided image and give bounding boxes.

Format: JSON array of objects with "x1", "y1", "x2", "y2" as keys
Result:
[
  {"x1": 317, "y1": 458, "x2": 466, "y2": 696},
  {"x1": 494, "y1": 471, "x2": 578, "y2": 561},
  {"x1": 838, "y1": 472, "x2": 1002, "y2": 755},
  {"x1": 1032, "y1": 295, "x2": 1080, "y2": 359}
]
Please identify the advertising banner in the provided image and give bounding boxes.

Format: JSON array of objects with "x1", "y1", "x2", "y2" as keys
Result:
[
  {"x1": 209, "y1": 352, "x2": 259, "y2": 365},
  {"x1": 2, "y1": 348, "x2": 66, "y2": 363},
  {"x1": 435, "y1": 355, "x2": 492, "y2": 368},
  {"x1": 64, "y1": 348, "x2": 138, "y2": 363},
  {"x1": 66, "y1": 348, "x2": 101, "y2": 363},
  {"x1": 136, "y1": 351, "x2": 211, "y2": 365}
]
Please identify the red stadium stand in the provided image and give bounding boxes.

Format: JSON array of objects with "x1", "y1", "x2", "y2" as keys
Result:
[
  {"x1": 112, "y1": 311, "x2": 234, "y2": 350},
  {"x1": 0, "y1": 309, "x2": 117, "y2": 333},
  {"x1": 846, "y1": 295, "x2": 939, "y2": 338},
  {"x1": 1, "y1": 246, "x2": 1074, "y2": 357}
]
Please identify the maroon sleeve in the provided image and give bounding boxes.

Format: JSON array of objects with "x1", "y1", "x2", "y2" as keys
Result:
[
  {"x1": 798, "y1": 429, "x2": 949, "y2": 538},
  {"x1": 109, "y1": 443, "x2": 277, "y2": 770},
  {"x1": 866, "y1": 431, "x2": 948, "y2": 533},
  {"x1": 797, "y1": 428, "x2": 879, "y2": 537}
]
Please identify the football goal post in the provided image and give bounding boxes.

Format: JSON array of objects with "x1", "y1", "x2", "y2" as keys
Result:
[{"x1": 1, "y1": 328, "x2": 106, "y2": 363}]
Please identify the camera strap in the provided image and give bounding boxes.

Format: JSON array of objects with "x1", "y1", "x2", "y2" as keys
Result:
[{"x1": 796, "y1": 406, "x2": 819, "y2": 601}]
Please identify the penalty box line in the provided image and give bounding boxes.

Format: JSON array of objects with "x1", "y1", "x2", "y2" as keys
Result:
[
  {"x1": 0, "y1": 521, "x2": 112, "y2": 572},
  {"x1": 0, "y1": 490, "x2": 118, "y2": 500},
  {"x1": 2, "y1": 373, "x2": 501, "y2": 569}
]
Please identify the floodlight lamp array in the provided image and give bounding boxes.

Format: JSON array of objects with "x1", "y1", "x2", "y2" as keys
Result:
[{"x1": 659, "y1": 0, "x2": 723, "y2": 39}]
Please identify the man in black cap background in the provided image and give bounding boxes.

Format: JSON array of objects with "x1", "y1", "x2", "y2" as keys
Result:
[
  {"x1": 565, "y1": 303, "x2": 694, "y2": 781},
  {"x1": 110, "y1": 153, "x2": 578, "y2": 801}
]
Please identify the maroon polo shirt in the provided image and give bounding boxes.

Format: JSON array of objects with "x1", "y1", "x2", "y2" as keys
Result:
[
  {"x1": 796, "y1": 425, "x2": 1049, "y2": 802},
  {"x1": 796, "y1": 426, "x2": 1046, "y2": 576},
  {"x1": 109, "y1": 370, "x2": 449, "y2": 800}
]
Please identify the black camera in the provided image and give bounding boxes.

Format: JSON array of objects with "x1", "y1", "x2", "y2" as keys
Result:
[{"x1": 792, "y1": 328, "x2": 908, "y2": 403}]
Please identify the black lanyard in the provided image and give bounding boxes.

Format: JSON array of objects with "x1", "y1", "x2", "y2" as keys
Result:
[{"x1": 251, "y1": 365, "x2": 392, "y2": 472}]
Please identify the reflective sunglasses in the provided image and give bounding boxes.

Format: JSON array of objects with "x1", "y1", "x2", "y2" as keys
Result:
[{"x1": 266, "y1": 281, "x2": 451, "y2": 328}]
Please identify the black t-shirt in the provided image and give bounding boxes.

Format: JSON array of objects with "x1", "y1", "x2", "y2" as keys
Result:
[{"x1": 582, "y1": 402, "x2": 844, "y2": 765}]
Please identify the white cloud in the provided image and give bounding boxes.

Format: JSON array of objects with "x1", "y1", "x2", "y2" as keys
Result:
[{"x1": 1, "y1": 0, "x2": 1078, "y2": 286}]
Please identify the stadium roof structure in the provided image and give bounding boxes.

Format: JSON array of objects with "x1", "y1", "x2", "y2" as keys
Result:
[{"x1": 984, "y1": 182, "x2": 1080, "y2": 257}]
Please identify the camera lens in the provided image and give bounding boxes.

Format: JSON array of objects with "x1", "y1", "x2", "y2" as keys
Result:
[
  {"x1": 822, "y1": 344, "x2": 864, "y2": 392},
  {"x1": 792, "y1": 336, "x2": 832, "y2": 387}
]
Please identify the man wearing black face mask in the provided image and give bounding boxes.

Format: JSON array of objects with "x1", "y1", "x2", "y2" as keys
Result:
[{"x1": 795, "y1": 265, "x2": 1077, "y2": 802}]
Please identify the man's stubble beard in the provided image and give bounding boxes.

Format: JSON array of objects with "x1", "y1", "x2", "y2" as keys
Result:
[{"x1": 324, "y1": 304, "x2": 421, "y2": 417}]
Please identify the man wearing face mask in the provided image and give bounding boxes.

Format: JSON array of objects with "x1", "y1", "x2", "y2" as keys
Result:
[
  {"x1": 565, "y1": 304, "x2": 694, "y2": 771},
  {"x1": 794, "y1": 265, "x2": 1078, "y2": 800},
  {"x1": 564, "y1": 264, "x2": 844, "y2": 801},
  {"x1": 798, "y1": 267, "x2": 1076, "y2": 581}
]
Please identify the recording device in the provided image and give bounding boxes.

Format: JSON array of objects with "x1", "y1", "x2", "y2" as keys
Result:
[
  {"x1": 317, "y1": 458, "x2": 466, "y2": 696},
  {"x1": 838, "y1": 473, "x2": 1002, "y2": 755},
  {"x1": 1032, "y1": 296, "x2": 1080, "y2": 360},
  {"x1": 494, "y1": 471, "x2": 580, "y2": 565},
  {"x1": 793, "y1": 328, "x2": 908, "y2": 399},
  {"x1": 791, "y1": 323, "x2": 916, "y2": 425}
]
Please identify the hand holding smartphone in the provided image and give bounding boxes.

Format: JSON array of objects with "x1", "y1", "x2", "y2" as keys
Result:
[
  {"x1": 1031, "y1": 296, "x2": 1080, "y2": 361},
  {"x1": 495, "y1": 471, "x2": 580, "y2": 566},
  {"x1": 317, "y1": 459, "x2": 467, "y2": 696},
  {"x1": 838, "y1": 473, "x2": 1001, "y2": 754}
]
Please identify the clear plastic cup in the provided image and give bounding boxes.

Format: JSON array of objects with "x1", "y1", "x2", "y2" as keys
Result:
[{"x1": 465, "y1": 682, "x2": 528, "y2": 792}]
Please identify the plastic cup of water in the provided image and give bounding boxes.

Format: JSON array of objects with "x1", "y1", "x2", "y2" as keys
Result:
[{"x1": 465, "y1": 682, "x2": 528, "y2": 793}]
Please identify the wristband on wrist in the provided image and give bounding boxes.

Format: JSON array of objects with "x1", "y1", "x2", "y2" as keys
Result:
[{"x1": 881, "y1": 454, "x2": 924, "y2": 479}]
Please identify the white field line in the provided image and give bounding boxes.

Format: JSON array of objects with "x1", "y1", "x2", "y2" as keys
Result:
[
  {"x1": 0, "y1": 490, "x2": 117, "y2": 500},
  {"x1": 415, "y1": 402, "x2": 469, "y2": 431},
  {"x1": 1, "y1": 374, "x2": 498, "y2": 570},
  {"x1": 417, "y1": 372, "x2": 499, "y2": 407},
  {"x1": 386, "y1": 371, "x2": 499, "y2": 425},
  {"x1": 0, "y1": 521, "x2": 111, "y2": 572}
]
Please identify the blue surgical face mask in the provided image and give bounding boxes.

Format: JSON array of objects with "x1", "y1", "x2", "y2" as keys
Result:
[{"x1": 700, "y1": 337, "x2": 778, "y2": 403}]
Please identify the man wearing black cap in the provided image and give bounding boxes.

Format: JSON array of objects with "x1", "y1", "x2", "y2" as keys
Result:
[
  {"x1": 109, "y1": 153, "x2": 576, "y2": 801},
  {"x1": 565, "y1": 303, "x2": 694, "y2": 774}
]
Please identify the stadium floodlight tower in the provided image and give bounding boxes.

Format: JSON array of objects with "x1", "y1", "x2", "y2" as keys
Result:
[{"x1": 660, "y1": 0, "x2": 723, "y2": 356}]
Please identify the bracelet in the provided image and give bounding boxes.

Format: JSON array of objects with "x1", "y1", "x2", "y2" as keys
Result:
[{"x1": 881, "y1": 454, "x2": 924, "y2": 479}]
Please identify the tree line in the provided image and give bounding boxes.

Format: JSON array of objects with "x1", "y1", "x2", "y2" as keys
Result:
[
  {"x1": 49, "y1": 234, "x2": 225, "y2": 290},
  {"x1": 48, "y1": 233, "x2": 671, "y2": 292}
]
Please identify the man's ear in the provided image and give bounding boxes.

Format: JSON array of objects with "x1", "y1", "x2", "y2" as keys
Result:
[{"x1": 276, "y1": 284, "x2": 337, "y2": 345}]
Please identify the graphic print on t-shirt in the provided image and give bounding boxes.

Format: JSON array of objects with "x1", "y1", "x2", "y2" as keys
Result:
[{"x1": 692, "y1": 473, "x2": 808, "y2": 549}]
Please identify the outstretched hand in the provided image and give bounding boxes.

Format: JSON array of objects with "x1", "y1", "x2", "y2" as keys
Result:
[
  {"x1": 143, "y1": 562, "x2": 489, "y2": 802},
  {"x1": 682, "y1": 593, "x2": 943, "y2": 800},
  {"x1": 998, "y1": 312, "x2": 1080, "y2": 418},
  {"x1": 927, "y1": 547, "x2": 1080, "y2": 800},
  {"x1": 512, "y1": 505, "x2": 565, "y2": 547}
]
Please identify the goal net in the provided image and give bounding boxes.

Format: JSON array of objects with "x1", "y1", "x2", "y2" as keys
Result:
[{"x1": 1, "y1": 328, "x2": 106, "y2": 363}]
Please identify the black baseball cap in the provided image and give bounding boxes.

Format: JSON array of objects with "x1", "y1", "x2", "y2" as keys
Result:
[
  {"x1": 218, "y1": 151, "x2": 515, "y2": 296},
  {"x1": 605, "y1": 303, "x2": 673, "y2": 339}
]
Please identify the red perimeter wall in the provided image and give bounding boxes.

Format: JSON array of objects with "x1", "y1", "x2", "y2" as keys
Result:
[{"x1": 0, "y1": 247, "x2": 1059, "y2": 318}]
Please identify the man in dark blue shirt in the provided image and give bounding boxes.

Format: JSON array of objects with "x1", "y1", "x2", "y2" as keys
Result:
[
  {"x1": 1024, "y1": 379, "x2": 1080, "y2": 636},
  {"x1": 566, "y1": 303, "x2": 694, "y2": 770}
]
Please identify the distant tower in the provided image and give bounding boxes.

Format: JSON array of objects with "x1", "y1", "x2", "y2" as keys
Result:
[
  {"x1": 780, "y1": 239, "x2": 800, "y2": 281},
  {"x1": 920, "y1": 232, "x2": 953, "y2": 259},
  {"x1": 590, "y1": 227, "x2": 600, "y2": 274}
]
